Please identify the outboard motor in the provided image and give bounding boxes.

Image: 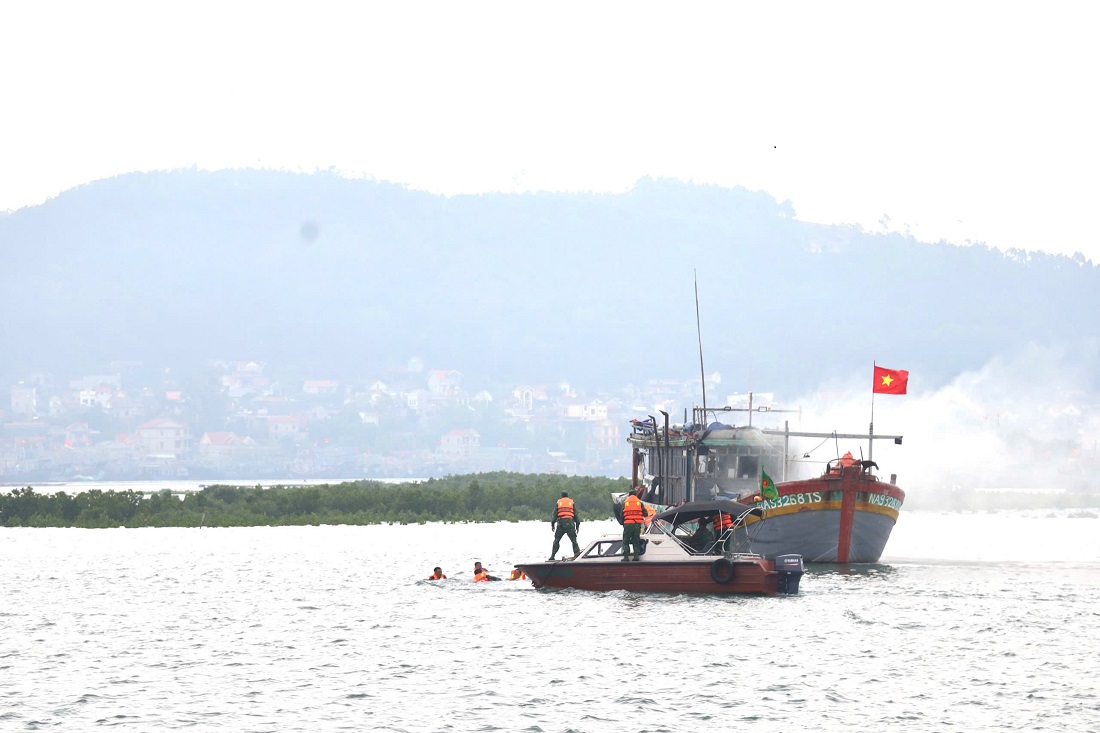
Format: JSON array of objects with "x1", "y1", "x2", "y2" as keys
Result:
[{"x1": 775, "y1": 554, "x2": 804, "y2": 595}]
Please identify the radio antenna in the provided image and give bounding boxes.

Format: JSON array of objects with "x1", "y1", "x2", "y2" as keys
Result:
[{"x1": 694, "y1": 270, "x2": 707, "y2": 418}]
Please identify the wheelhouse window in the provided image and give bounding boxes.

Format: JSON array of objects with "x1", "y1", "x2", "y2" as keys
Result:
[
  {"x1": 736, "y1": 455, "x2": 760, "y2": 480},
  {"x1": 584, "y1": 540, "x2": 624, "y2": 558},
  {"x1": 719, "y1": 453, "x2": 760, "y2": 480}
]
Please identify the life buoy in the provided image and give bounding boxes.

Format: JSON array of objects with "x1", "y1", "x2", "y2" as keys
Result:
[{"x1": 710, "y1": 558, "x2": 735, "y2": 584}]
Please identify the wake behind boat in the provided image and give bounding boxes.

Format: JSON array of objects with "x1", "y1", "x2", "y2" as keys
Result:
[{"x1": 516, "y1": 499, "x2": 804, "y2": 595}]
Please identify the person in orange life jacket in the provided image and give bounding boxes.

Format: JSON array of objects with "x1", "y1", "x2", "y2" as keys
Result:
[
  {"x1": 549, "y1": 491, "x2": 582, "y2": 561},
  {"x1": 473, "y1": 561, "x2": 500, "y2": 582},
  {"x1": 713, "y1": 511, "x2": 734, "y2": 554},
  {"x1": 428, "y1": 567, "x2": 446, "y2": 580},
  {"x1": 620, "y1": 488, "x2": 650, "y2": 561},
  {"x1": 712, "y1": 512, "x2": 734, "y2": 533},
  {"x1": 508, "y1": 568, "x2": 527, "y2": 580},
  {"x1": 830, "y1": 451, "x2": 857, "y2": 474}
]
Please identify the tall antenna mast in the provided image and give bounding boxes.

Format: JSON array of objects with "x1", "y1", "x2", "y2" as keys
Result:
[{"x1": 694, "y1": 270, "x2": 707, "y2": 417}]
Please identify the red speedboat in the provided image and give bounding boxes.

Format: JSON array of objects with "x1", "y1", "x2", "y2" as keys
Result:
[{"x1": 515, "y1": 500, "x2": 804, "y2": 595}]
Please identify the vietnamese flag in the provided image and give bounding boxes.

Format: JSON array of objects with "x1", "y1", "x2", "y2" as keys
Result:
[{"x1": 873, "y1": 365, "x2": 909, "y2": 394}]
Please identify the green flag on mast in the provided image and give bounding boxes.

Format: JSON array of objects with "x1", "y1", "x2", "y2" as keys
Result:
[{"x1": 761, "y1": 468, "x2": 778, "y2": 501}]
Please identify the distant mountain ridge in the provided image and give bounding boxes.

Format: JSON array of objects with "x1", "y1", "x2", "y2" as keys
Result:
[{"x1": 2, "y1": 169, "x2": 1097, "y2": 393}]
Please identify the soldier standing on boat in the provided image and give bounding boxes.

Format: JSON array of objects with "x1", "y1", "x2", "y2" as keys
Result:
[
  {"x1": 620, "y1": 487, "x2": 650, "y2": 561},
  {"x1": 549, "y1": 491, "x2": 582, "y2": 561}
]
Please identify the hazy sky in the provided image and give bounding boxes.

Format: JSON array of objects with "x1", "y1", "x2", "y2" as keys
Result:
[{"x1": 2, "y1": 2, "x2": 1097, "y2": 260}]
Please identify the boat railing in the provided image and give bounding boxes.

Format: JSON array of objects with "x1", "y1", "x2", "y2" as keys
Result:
[
  {"x1": 735, "y1": 506, "x2": 765, "y2": 525},
  {"x1": 719, "y1": 529, "x2": 758, "y2": 556},
  {"x1": 710, "y1": 506, "x2": 768, "y2": 556}
]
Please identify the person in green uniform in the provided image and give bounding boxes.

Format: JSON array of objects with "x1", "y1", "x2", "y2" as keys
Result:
[
  {"x1": 620, "y1": 487, "x2": 650, "y2": 561},
  {"x1": 689, "y1": 521, "x2": 715, "y2": 553},
  {"x1": 549, "y1": 491, "x2": 582, "y2": 561}
]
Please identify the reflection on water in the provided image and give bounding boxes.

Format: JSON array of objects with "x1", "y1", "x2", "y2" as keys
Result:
[
  {"x1": 813, "y1": 562, "x2": 900, "y2": 579},
  {"x1": 1, "y1": 512, "x2": 1098, "y2": 732}
]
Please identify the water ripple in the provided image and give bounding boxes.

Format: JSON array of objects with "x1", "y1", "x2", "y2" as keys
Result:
[{"x1": 2, "y1": 517, "x2": 1099, "y2": 731}]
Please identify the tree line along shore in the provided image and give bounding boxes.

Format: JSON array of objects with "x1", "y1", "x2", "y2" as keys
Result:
[{"x1": 0, "y1": 473, "x2": 629, "y2": 528}]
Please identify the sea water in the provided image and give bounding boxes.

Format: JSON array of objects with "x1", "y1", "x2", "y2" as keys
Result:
[{"x1": 2, "y1": 509, "x2": 1099, "y2": 732}]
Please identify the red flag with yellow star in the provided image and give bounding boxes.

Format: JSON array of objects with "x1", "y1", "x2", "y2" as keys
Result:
[{"x1": 873, "y1": 365, "x2": 909, "y2": 395}]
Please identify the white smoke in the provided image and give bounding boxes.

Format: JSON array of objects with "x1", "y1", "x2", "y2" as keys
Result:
[{"x1": 762, "y1": 345, "x2": 1099, "y2": 494}]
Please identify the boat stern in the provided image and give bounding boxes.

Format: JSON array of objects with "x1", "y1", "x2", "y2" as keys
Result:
[{"x1": 774, "y1": 553, "x2": 804, "y2": 595}]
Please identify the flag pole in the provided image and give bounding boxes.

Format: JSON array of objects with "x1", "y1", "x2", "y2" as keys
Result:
[{"x1": 869, "y1": 361, "x2": 876, "y2": 464}]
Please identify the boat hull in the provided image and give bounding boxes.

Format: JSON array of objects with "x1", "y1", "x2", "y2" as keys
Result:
[
  {"x1": 516, "y1": 558, "x2": 782, "y2": 595},
  {"x1": 735, "y1": 506, "x2": 898, "y2": 562},
  {"x1": 736, "y1": 467, "x2": 905, "y2": 562}
]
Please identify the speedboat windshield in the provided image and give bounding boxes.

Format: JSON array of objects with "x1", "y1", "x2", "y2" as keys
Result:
[{"x1": 648, "y1": 500, "x2": 766, "y2": 555}]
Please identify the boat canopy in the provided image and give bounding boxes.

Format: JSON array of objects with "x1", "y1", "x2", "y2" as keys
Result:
[{"x1": 651, "y1": 499, "x2": 762, "y2": 527}]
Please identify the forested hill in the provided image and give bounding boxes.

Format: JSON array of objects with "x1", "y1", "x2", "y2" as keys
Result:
[{"x1": 1, "y1": 169, "x2": 1096, "y2": 392}]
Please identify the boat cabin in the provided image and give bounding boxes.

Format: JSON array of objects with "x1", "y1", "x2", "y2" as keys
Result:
[{"x1": 629, "y1": 414, "x2": 786, "y2": 504}]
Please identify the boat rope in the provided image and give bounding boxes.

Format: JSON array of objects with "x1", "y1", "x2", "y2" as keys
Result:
[{"x1": 801, "y1": 433, "x2": 834, "y2": 458}]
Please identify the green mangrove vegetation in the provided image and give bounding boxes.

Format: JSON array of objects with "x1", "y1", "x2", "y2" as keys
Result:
[{"x1": 0, "y1": 473, "x2": 630, "y2": 528}]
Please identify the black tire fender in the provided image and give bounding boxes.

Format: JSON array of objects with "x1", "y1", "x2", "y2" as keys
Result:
[{"x1": 710, "y1": 558, "x2": 735, "y2": 584}]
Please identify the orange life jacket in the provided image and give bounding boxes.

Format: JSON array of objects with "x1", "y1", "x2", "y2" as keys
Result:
[
  {"x1": 713, "y1": 512, "x2": 733, "y2": 532},
  {"x1": 473, "y1": 570, "x2": 489, "y2": 582},
  {"x1": 556, "y1": 497, "x2": 576, "y2": 520},
  {"x1": 429, "y1": 571, "x2": 445, "y2": 580},
  {"x1": 509, "y1": 569, "x2": 527, "y2": 580},
  {"x1": 622, "y1": 495, "x2": 645, "y2": 525}
]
